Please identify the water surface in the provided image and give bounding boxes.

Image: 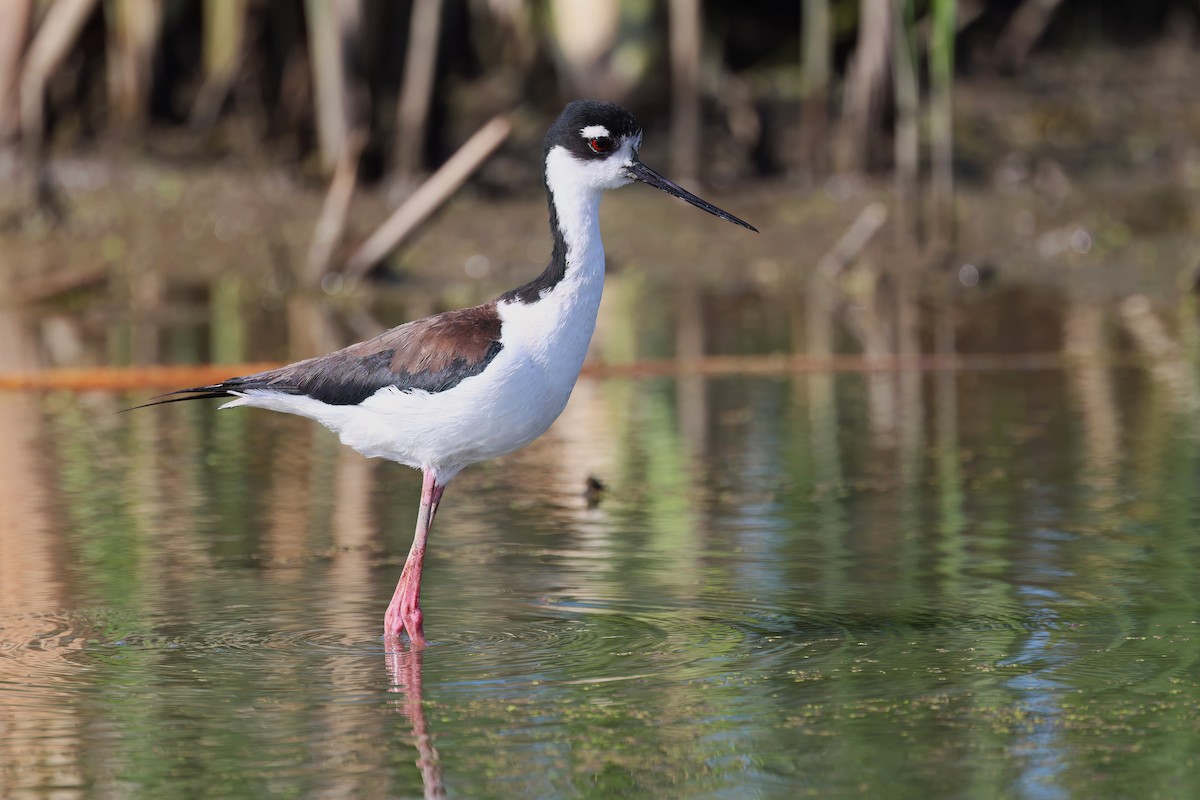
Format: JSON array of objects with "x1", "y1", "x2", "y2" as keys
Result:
[{"x1": 4, "y1": 353, "x2": 1200, "y2": 798}]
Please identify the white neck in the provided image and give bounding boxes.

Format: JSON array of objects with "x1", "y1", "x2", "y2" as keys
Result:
[
  {"x1": 547, "y1": 156, "x2": 606, "y2": 299},
  {"x1": 498, "y1": 146, "x2": 608, "y2": 369}
]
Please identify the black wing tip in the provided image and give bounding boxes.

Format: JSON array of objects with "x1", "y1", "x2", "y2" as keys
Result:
[{"x1": 118, "y1": 386, "x2": 233, "y2": 414}]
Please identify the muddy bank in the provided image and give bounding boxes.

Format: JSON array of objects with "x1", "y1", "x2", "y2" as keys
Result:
[{"x1": 0, "y1": 154, "x2": 1195, "y2": 304}]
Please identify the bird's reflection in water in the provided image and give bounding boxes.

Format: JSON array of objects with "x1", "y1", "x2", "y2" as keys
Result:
[{"x1": 387, "y1": 645, "x2": 446, "y2": 799}]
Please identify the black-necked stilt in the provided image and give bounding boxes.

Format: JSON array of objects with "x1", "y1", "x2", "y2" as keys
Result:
[{"x1": 140, "y1": 100, "x2": 756, "y2": 645}]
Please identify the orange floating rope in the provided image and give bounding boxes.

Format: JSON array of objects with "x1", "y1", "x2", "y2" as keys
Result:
[
  {"x1": 0, "y1": 364, "x2": 283, "y2": 392},
  {"x1": 0, "y1": 353, "x2": 1086, "y2": 393}
]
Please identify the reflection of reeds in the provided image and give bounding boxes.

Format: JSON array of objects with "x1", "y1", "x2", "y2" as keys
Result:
[
  {"x1": 933, "y1": 291, "x2": 965, "y2": 586},
  {"x1": 1064, "y1": 295, "x2": 1120, "y2": 500},
  {"x1": 13, "y1": 263, "x2": 1200, "y2": 793},
  {"x1": 0, "y1": 310, "x2": 59, "y2": 618},
  {"x1": 805, "y1": 202, "x2": 888, "y2": 357},
  {"x1": 1119, "y1": 294, "x2": 1200, "y2": 419}
]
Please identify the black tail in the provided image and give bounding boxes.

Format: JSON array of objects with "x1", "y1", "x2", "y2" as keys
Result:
[
  {"x1": 120, "y1": 384, "x2": 237, "y2": 413},
  {"x1": 122, "y1": 367, "x2": 301, "y2": 413}
]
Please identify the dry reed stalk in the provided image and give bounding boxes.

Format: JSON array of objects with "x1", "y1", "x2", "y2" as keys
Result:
[
  {"x1": 0, "y1": 0, "x2": 33, "y2": 143},
  {"x1": 994, "y1": 0, "x2": 1066, "y2": 71},
  {"x1": 345, "y1": 114, "x2": 512, "y2": 279},
  {"x1": 668, "y1": 0, "x2": 701, "y2": 183},
  {"x1": 305, "y1": 130, "x2": 366, "y2": 286},
  {"x1": 394, "y1": 0, "x2": 444, "y2": 183},
  {"x1": 19, "y1": 0, "x2": 99, "y2": 145},
  {"x1": 928, "y1": 0, "x2": 956, "y2": 245},
  {"x1": 189, "y1": 0, "x2": 248, "y2": 130},
  {"x1": 305, "y1": 0, "x2": 359, "y2": 173},
  {"x1": 106, "y1": 0, "x2": 161, "y2": 128},
  {"x1": 838, "y1": 0, "x2": 892, "y2": 172},
  {"x1": 800, "y1": 0, "x2": 831, "y2": 175},
  {"x1": 892, "y1": 0, "x2": 920, "y2": 249}
]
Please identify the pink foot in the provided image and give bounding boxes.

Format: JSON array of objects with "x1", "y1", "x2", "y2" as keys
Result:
[
  {"x1": 384, "y1": 578, "x2": 425, "y2": 646},
  {"x1": 384, "y1": 469, "x2": 443, "y2": 648}
]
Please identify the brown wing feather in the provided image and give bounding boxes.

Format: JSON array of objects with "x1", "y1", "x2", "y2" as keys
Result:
[
  {"x1": 142, "y1": 301, "x2": 505, "y2": 408},
  {"x1": 345, "y1": 303, "x2": 503, "y2": 377}
]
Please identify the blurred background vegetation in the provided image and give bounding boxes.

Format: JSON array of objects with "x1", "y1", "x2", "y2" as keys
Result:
[
  {"x1": 1, "y1": 1, "x2": 1195, "y2": 218},
  {"x1": 1, "y1": 0, "x2": 1199, "y2": 371}
]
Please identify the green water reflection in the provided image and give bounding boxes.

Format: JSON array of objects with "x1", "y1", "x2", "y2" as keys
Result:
[{"x1": 3, "y1": 365, "x2": 1200, "y2": 799}]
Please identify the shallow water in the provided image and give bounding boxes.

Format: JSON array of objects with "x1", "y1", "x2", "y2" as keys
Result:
[{"x1": 4, "y1": 352, "x2": 1200, "y2": 798}]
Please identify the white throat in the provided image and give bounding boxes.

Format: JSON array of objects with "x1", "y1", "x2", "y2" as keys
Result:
[
  {"x1": 545, "y1": 145, "x2": 606, "y2": 289},
  {"x1": 496, "y1": 145, "x2": 610, "y2": 381}
]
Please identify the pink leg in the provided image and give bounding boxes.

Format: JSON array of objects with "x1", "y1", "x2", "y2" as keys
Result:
[{"x1": 384, "y1": 469, "x2": 445, "y2": 647}]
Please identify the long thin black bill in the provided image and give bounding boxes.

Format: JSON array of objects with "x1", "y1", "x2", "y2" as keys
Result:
[{"x1": 626, "y1": 160, "x2": 758, "y2": 232}]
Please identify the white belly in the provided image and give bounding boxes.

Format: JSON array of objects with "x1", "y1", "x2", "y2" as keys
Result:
[{"x1": 345, "y1": 335, "x2": 586, "y2": 473}]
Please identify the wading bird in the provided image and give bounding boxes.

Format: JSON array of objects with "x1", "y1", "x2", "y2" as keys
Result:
[{"x1": 141, "y1": 101, "x2": 756, "y2": 645}]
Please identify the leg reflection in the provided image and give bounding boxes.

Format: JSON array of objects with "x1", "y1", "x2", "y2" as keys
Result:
[{"x1": 386, "y1": 644, "x2": 446, "y2": 799}]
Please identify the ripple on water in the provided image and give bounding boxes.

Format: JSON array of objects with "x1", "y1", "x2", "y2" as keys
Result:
[
  {"x1": 412, "y1": 592, "x2": 1057, "y2": 695},
  {"x1": 426, "y1": 588, "x2": 1161, "y2": 701},
  {"x1": 0, "y1": 610, "x2": 115, "y2": 726},
  {"x1": 0, "y1": 606, "x2": 383, "y2": 702},
  {"x1": 1, "y1": 585, "x2": 1175, "y2": 708}
]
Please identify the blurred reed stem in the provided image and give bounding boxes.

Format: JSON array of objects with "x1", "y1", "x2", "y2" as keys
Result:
[
  {"x1": 395, "y1": 0, "x2": 443, "y2": 184},
  {"x1": 20, "y1": 0, "x2": 99, "y2": 147},
  {"x1": 668, "y1": 0, "x2": 701, "y2": 183},
  {"x1": 106, "y1": 0, "x2": 161, "y2": 129},
  {"x1": 0, "y1": 0, "x2": 33, "y2": 143},
  {"x1": 892, "y1": 0, "x2": 920, "y2": 249},
  {"x1": 190, "y1": 0, "x2": 246, "y2": 130},
  {"x1": 928, "y1": 0, "x2": 956, "y2": 246},
  {"x1": 800, "y1": 0, "x2": 831, "y2": 176},
  {"x1": 838, "y1": 0, "x2": 891, "y2": 173},
  {"x1": 305, "y1": 0, "x2": 359, "y2": 173}
]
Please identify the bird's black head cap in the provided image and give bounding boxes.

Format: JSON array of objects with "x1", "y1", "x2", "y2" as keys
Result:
[{"x1": 544, "y1": 100, "x2": 641, "y2": 164}]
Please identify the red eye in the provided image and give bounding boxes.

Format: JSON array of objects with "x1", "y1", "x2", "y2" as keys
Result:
[{"x1": 588, "y1": 136, "x2": 613, "y2": 154}]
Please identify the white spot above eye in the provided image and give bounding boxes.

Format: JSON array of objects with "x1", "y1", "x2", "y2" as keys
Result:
[{"x1": 580, "y1": 125, "x2": 610, "y2": 139}]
